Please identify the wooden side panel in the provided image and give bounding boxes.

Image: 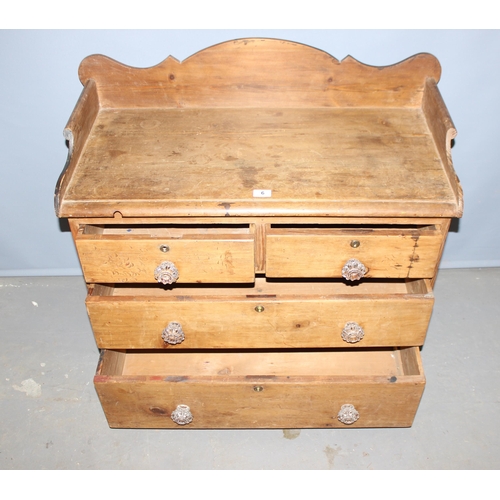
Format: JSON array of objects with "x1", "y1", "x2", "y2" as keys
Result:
[
  {"x1": 78, "y1": 40, "x2": 441, "y2": 109},
  {"x1": 54, "y1": 79, "x2": 100, "y2": 216},
  {"x1": 96, "y1": 349, "x2": 126, "y2": 376},
  {"x1": 430, "y1": 218, "x2": 451, "y2": 288},
  {"x1": 422, "y1": 78, "x2": 463, "y2": 217},
  {"x1": 87, "y1": 288, "x2": 434, "y2": 349},
  {"x1": 399, "y1": 346, "x2": 424, "y2": 376},
  {"x1": 75, "y1": 236, "x2": 255, "y2": 283},
  {"x1": 266, "y1": 230, "x2": 444, "y2": 279}
]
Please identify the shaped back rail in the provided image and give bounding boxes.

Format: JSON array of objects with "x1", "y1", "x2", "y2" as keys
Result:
[{"x1": 78, "y1": 38, "x2": 441, "y2": 109}]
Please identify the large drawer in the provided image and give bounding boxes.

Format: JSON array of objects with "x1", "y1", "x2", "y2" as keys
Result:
[
  {"x1": 74, "y1": 223, "x2": 255, "y2": 284},
  {"x1": 87, "y1": 278, "x2": 434, "y2": 349},
  {"x1": 266, "y1": 224, "x2": 444, "y2": 279},
  {"x1": 94, "y1": 348, "x2": 425, "y2": 429}
]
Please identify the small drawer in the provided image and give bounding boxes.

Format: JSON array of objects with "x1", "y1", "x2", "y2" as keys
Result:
[
  {"x1": 87, "y1": 278, "x2": 433, "y2": 349},
  {"x1": 94, "y1": 348, "x2": 425, "y2": 429},
  {"x1": 74, "y1": 223, "x2": 255, "y2": 284},
  {"x1": 265, "y1": 224, "x2": 444, "y2": 279}
]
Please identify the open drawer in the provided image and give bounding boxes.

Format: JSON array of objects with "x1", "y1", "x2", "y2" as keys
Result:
[
  {"x1": 94, "y1": 347, "x2": 425, "y2": 429},
  {"x1": 266, "y1": 224, "x2": 445, "y2": 279},
  {"x1": 73, "y1": 223, "x2": 255, "y2": 284},
  {"x1": 87, "y1": 278, "x2": 434, "y2": 349}
]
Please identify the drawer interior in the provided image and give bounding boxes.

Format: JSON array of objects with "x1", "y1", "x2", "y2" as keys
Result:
[
  {"x1": 91, "y1": 277, "x2": 431, "y2": 299},
  {"x1": 81, "y1": 223, "x2": 251, "y2": 237},
  {"x1": 98, "y1": 347, "x2": 422, "y2": 378},
  {"x1": 269, "y1": 223, "x2": 438, "y2": 232}
]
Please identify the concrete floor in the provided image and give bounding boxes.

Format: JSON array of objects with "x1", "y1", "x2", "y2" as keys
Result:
[{"x1": 1, "y1": 268, "x2": 499, "y2": 470}]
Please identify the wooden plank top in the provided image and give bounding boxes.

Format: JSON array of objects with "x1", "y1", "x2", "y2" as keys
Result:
[{"x1": 55, "y1": 39, "x2": 463, "y2": 218}]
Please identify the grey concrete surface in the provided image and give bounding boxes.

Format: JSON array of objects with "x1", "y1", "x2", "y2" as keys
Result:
[{"x1": 1, "y1": 268, "x2": 499, "y2": 469}]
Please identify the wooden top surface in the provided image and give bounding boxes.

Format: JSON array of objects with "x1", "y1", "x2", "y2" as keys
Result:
[{"x1": 56, "y1": 39, "x2": 462, "y2": 218}]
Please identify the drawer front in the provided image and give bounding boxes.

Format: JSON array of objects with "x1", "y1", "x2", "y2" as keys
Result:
[
  {"x1": 75, "y1": 233, "x2": 255, "y2": 283},
  {"x1": 94, "y1": 349, "x2": 425, "y2": 429},
  {"x1": 266, "y1": 226, "x2": 444, "y2": 279},
  {"x1": 87, "y1": 279, "x2": 433, "y2": 349}
]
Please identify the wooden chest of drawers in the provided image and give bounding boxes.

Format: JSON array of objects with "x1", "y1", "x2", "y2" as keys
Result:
[{"x1": 55, "y1": 39, "x2": 462, "y2": 429}]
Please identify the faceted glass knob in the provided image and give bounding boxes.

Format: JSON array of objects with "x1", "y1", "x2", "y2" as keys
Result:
[
  {"x1": 337, "y1": 404, "x2": 360, "y2": 425},
  {"x1": 162, "y1": 321, "x2": 185, "y2": 345},
  {"x1": 171, "y1": 405, "x2": 193, "y2": 425},
  {"x1": 341, "y1": 259, "x2": 367, "y2": 281},
  {"x1": 341, "y1": 322, "x2": 365, "y2": 343},
  {"x1": 154, "y1": 261, "x2": 179, "y2": 285}
]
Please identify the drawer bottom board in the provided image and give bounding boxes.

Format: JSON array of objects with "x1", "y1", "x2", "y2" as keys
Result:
[{"x1": 95, "y1": 348, "x2": 425, "y2": 429}]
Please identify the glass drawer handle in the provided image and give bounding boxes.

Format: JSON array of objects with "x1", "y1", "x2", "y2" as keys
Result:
[
  {"x1": 341, "y1": 259, "x2": 367, "y2": 281},
  {"x1": 171, "y1": 405, "x2": 193, "y2": 425},
  {"x1": 341, "y1": 322, "x2": 365, "y2": 343},
  {"x1": 337, "y1": 404, "x2": 360, "y2": 425},
  {"x1": 154, "y1": 261, "x2": 179, "y2": 284},
  {"x1": 162, "y1": 321, "x2": 185, "y2": 345}
]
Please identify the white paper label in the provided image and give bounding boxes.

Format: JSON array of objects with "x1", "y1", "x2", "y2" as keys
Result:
[{"x1": 253, "y1": 189, "x2": 272, "y2": 198}]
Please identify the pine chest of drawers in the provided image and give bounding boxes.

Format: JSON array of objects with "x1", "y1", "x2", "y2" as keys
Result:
[{"x1": 55, "y1": 38, "x2": 463, "y2": 429}]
